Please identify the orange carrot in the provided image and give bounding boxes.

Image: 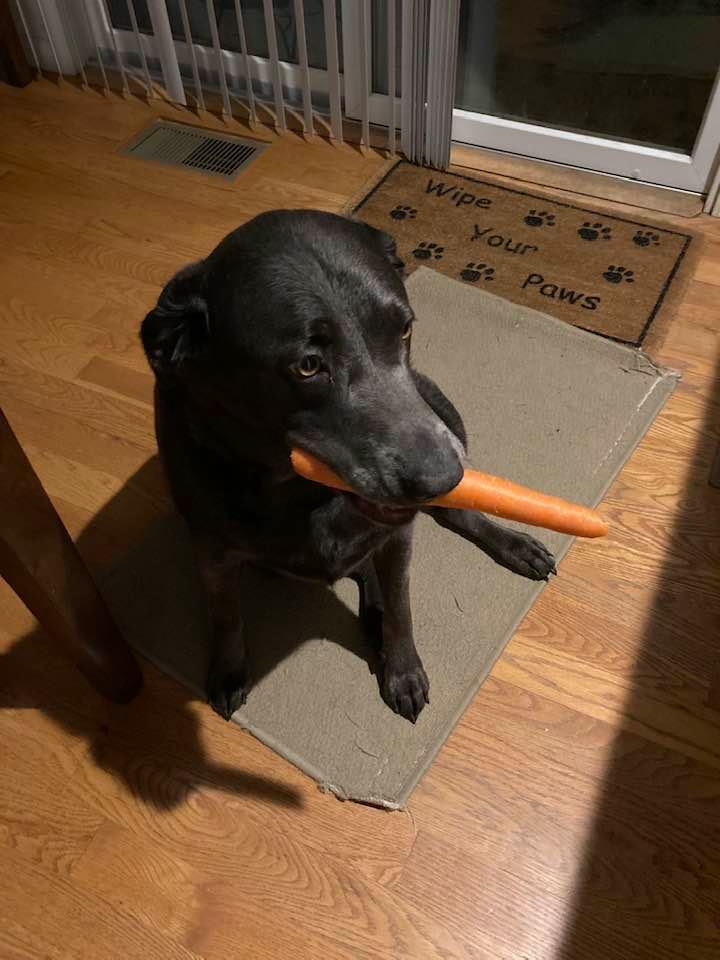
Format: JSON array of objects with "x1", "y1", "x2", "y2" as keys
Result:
[{"x1": 291, "y1": 448, "x2": 608, "y2": 539}]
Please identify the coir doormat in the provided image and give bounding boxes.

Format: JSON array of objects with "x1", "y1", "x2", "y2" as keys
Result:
[
  {"x1": 346, "y1": 159, "x2": 696, "y2": 350},
  {"x1": 102, "y1": 269, "x2": 678, "y2": 809}
]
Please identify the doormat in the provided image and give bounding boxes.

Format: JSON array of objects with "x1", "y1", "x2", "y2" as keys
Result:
[
  {"x1": 345, "y1": 159, "x2": 696, "y2": 351},
  {"x1": 102, "y1": 269, "x2": 678, "y2": 809}
]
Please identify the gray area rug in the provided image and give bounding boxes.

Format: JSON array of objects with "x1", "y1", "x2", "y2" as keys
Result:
[{"x1": 102, "y1": 268, "x2": 677, "y2": 809}]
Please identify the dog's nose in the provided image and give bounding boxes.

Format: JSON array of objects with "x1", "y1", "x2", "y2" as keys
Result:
[{"x1": 401, "y1": 457, "x2": 464, "y2": 503}]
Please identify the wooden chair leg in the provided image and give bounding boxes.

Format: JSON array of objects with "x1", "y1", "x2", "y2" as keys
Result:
[{"x1": 0, "y1": 408, "x2": 142, "y2": 703}]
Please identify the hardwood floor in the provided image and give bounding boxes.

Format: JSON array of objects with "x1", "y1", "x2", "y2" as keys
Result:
[{"x1": 1, "y1": 80, "x2": 718, "y2": 960}]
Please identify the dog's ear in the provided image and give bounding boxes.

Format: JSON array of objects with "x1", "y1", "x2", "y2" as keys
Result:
[
  {"x1": 377, "y1": 229, "x2": 405, "y2": 275},
  {"x1": 141, "y1": 261, "x2": 209, "y2": 378},
  {"x1": 359, "y1": 222, "x2": 405, "y2": 276}
]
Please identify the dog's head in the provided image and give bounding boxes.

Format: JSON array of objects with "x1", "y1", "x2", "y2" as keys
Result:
[{"x1": 141, "y1": 210, "x2": 463, "y2": 505}]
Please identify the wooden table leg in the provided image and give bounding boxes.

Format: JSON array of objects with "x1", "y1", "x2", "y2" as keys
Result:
[{"x1": 0, "y1": 408, "x2": 142, "y2": 703}]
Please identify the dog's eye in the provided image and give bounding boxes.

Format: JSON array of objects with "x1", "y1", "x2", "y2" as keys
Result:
[
  {"x1": 402, "y1": 321, "x2": 413, "y2": 340},
  {"x1": 292, "y1": 355, "x2": 322, "y2": 379}
]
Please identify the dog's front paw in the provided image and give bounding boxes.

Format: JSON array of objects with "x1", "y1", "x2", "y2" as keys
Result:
[
  {"x1": 494, "y1": 530, "x2": 557, "y2": 581},
  {"x1": 207, "y1": 661, "x2": 251, "y2": 721},
  {"x1": 381, "y1": 658, "x2": 430, "y2": 724}
]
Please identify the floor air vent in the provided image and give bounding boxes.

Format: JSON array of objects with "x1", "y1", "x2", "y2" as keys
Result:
[{"x1": 120, "y1": 121, "x2": 266, "y2": 180}]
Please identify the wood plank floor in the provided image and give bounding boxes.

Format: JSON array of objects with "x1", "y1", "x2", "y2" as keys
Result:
[{"x1": 1, "y1": 81, "x2": 719, "y2": 960}]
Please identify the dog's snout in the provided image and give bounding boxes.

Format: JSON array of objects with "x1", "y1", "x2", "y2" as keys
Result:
[{"x1": 400, "y1": 453, "x2": 464, "y2": 503}]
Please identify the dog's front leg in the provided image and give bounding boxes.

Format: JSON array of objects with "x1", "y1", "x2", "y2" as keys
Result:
[
  {"x1": 373, "y1": 525, "x2": 429, "y2": 723},
  {"x1": 427, "y1": 508, "x2": 556, "y2": 581},
  {"x1": 198, "y1": 546, "x2": 250, "y2": 721}
]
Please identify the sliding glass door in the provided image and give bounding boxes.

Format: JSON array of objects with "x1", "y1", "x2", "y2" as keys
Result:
[
  {"x1": 83, "y1": 0, "x2": 720, "y2": 191},
  {"x1": 452, "y1": 0, "x2": 720, "y2": 192}
]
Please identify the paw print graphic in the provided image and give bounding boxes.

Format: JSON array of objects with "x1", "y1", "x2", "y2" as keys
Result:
[
  {"x1": 632, "y1": 230, "x2": 660, "y2": 248},
  {"x1": 390, "y1": 204, "x2": 417, "y2": 221},
  {"x1": 460, "y1": 262, "x2": 495, "y2": 283},
  {"x1": 413, "y1": 241, "x2": 444, "y2": 261},
  {"x1": 602, "y1": 265, "x2": 635, "y2": 284},
  {"x1": 524, "y1": 209, "x2": 556, "y2": 227},
  {"x1": 578, "y1": 222, "x2": 612, "y2": 241}
]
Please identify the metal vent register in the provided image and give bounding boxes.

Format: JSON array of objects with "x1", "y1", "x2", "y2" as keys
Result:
[{"x1": 120, "y1": 121, "x2": 266, "y2": 180}]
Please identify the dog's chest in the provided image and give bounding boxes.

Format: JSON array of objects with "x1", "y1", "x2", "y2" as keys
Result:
[{"x1": 249, "y1": 495, "x2": 396, "y2": 584}]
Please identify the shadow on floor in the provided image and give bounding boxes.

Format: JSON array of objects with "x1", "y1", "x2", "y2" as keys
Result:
[
  {"x1": 0, "y1": 627, "x2": 304, "y2": 811},
  {"x1": 1, "y1": 456, "x2": 342, "y2": 812},
  {"x1": 559, "y1": 350, "x2": 720, "y2": 958},
  {"x1": 98, "y1": 491, "x2": 378, "y2": 700}
]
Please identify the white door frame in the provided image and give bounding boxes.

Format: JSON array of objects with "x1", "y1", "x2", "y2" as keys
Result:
[{"x1": 342, "y1": 0, "x2": 400, "y2": 127}]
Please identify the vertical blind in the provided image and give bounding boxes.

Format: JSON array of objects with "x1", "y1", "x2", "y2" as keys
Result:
[{"x1": 11, "y1": 0, "x2": 459, "y2": 167}]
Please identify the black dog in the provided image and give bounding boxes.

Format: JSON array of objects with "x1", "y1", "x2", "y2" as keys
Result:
[{"x1": 141, "y1": 210, "x2": 555, "y2": 724}]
